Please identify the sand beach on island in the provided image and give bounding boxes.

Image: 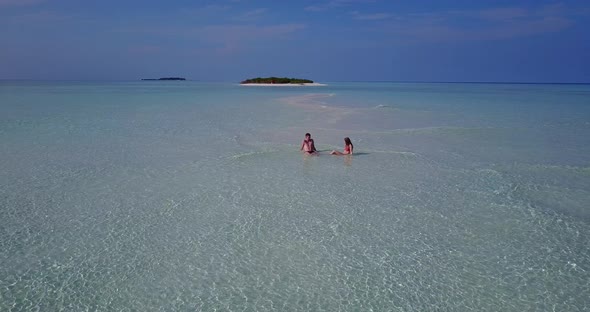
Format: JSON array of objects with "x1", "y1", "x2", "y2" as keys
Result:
[{"x1": 239, "y1": 82, "x2": 327, "y2": 86}]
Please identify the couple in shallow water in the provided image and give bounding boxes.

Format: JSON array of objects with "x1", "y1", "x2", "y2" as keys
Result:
[{"x1": 300, "y1": 133, "x2": 353, "y2": 155}]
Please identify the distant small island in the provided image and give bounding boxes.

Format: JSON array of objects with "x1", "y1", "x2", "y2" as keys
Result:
[
  {"x1": 141, "y1": 77, "x2": 186, "y2": 81},
  {"x1": 240, "y1": 77, "x2": 314, "y2": 84}
]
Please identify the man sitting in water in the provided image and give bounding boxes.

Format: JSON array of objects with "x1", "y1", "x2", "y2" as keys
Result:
[{"x1": 300, "y1": 133, "x2": 318, "y2": 154}]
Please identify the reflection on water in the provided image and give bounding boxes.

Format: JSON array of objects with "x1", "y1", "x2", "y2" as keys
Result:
[{"x1": 343, "y1": 155, "x2": 353, "y2": 167}]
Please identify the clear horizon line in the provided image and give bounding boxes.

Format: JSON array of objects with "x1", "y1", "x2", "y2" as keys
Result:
[{"x1": 1, "y1": 79, "x2": 589, "y2": 85}]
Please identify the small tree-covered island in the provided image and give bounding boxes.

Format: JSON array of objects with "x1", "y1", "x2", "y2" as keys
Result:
[
  {"x1": 240, "y1": 77, "x2": 314, "y2": 84},
  {"x1": 141, "y1": 77, "x2": 186, "y2": 81}
]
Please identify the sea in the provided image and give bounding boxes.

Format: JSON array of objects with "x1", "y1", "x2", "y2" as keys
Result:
[{"x1": 1, "y1": 81, "x2": 589, "y2": 311}]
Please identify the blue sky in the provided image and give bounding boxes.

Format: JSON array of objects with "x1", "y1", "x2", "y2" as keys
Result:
[{"x1": 1, "y1": 0, "x2": 589, "y2": 82}]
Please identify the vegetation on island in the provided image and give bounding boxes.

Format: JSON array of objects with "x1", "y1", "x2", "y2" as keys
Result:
[
  {"x1": 240, "y1": 77, "x2": 314, "y2": 84},
  {"x1": 141, "y1": 77, "x2": 186, "y2": 81}
]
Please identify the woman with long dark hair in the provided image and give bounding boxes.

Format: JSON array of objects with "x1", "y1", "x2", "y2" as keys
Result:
[{"x1": 330, "y1": 137, "x2": 353, "y2": 155}]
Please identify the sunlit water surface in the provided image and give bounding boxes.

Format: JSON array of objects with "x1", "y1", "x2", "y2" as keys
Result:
[{"x1": 1, "y1": 81, "x2": 589, "y2": 311}]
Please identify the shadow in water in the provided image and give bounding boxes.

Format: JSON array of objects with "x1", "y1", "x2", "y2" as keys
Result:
[{"x1": 314, "y1": 150, "x2": 370, "y2": 156}]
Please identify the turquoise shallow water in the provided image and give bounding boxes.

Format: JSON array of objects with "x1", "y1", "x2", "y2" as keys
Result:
[{"x1": 1, "y1": 81, "x2": 589, "y2": 311}]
